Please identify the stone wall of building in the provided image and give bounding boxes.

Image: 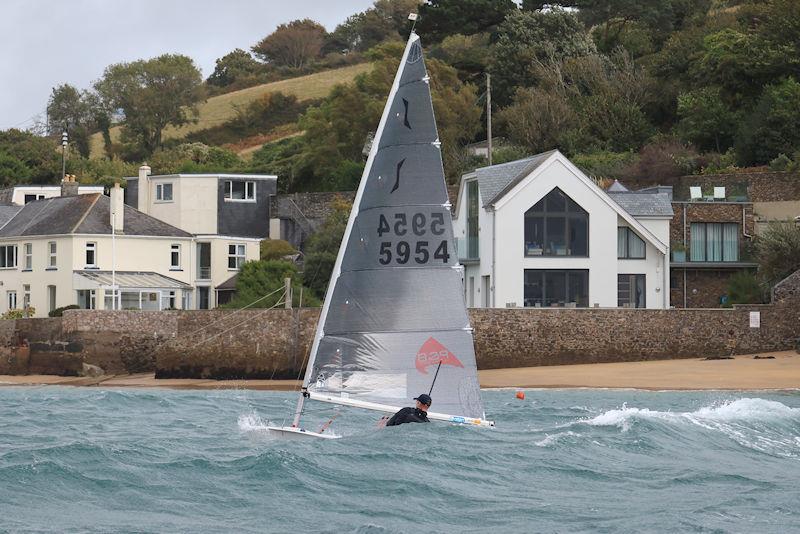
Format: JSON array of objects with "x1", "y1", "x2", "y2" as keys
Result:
[
  {"x1": 669, "y1": 202, "x2": 755, "y2": 254},
  {"x1": 270, "y1": 192, "x2": 356, "y2": 250}
]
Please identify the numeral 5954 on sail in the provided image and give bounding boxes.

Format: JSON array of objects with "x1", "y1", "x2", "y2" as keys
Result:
[{"x1": 376, "y1": 212, "x2": 450, "y2": 265}]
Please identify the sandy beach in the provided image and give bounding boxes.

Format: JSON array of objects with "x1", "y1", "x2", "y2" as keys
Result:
[{"x1": 1, "y1": 351, "x2": 798, "y2": 391}]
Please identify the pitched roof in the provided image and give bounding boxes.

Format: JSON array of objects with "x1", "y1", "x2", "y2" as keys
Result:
[
  {"x1": 215, "y1": 273, "x2": 239, "y2": 290},
  {"x1": 0, "y1": 194, "x2": 192, "y2": 238},
  {"x1": 607, "y1": 192, "x2": 674, "y2": 217},
  {"x1": 474, "y1": 150, "x2": 557, "y2": 207},
  {"x1": 74, "y1": 270, "x2": 191, "y2": 289},
  {"x1": 0, "y1": 205, "x2": 21, "y2": 228}
]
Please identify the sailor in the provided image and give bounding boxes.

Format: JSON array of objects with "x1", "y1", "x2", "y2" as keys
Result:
[{"x1": 384, "y1": 394, "x2": 432, "y2": 426}]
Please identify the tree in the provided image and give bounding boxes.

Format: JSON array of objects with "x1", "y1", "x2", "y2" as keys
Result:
[
  {"x1": 431, "y1": 33, "x2": 491, "y2": 77},
  {"x1": 417, "y1": 0, "x2": 517, "y2": 43},
  {"x1": 260, "y1": 239, "x2": 297, "y2": 260},
  {"x1": 754, "y1": 223, "x2": 800, "y2": 287},
  {"x1": 226, "y1": 260, "x2": 319, "y2": 308},
  {"x1": 727, "y1": 271, "x2": 765, "y2": 305},
  {"x1": 675, "y1": 86, "x2": 738, "y2": 153},
  {"x1": 94, "y1": 54, "x2": 203, "y2": 156},
  {"x1": 45, "y1": 84, "x2": 94, "y2": 158},
  {"x1": 736, "y1": 77, "x2": 800, "y2": 166},
  {"x1": 302, "y1": 196, "x2": 351, "y2": 299},
  {"x1": 207, "y1": 49, "x2": 263, "y2": 87},
  {"x1": 0, "y1": 129, "x2": 61, "y2": 185},
  {"x1": 492, "y1": 9, "x2": 596, "y2": 105},
  {"x1": 327, "y1": 0, "x2": 418, "y2": 53},
  {"x1": 252, "y1": 19, "x2": 327, "y2": 68}
]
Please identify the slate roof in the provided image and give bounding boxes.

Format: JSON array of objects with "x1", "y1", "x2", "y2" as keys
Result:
[
  {"x1": 0, "y1": 205, "x2": 21, "y2": 228},
  {"x1": 474, "y1": 150, "x2": 557, "y2": 207},
  {"x1": 216, "y1": 273, "x2": 239, "y2": 290},
  {"x1": 607, "y1": 179, "x2": 629, "y2": 192},
  {"x1": 608, "y1": 192, "x2": 674, "y2": 217},
  {"x1": 0, "y1": 194, "x2": 192, "y2": 238}
]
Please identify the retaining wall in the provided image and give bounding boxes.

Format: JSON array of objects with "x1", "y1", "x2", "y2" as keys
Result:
[{"x1": 2, "y1": 271, "x2": 798, "y2": 378}]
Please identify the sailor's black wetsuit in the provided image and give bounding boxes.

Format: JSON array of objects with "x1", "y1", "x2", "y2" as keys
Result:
[{"x1": 385, "y1": 407, "x2": 430, "y2": 426}]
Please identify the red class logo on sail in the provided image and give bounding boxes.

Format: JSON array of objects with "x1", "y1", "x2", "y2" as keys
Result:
[{"x1": 415, "y1": 337, "x2": 463, "y2": 374}]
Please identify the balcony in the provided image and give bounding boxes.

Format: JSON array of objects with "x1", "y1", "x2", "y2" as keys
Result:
[{"x1": 455, "y1": 237, "x2": 479, "y2": 264}]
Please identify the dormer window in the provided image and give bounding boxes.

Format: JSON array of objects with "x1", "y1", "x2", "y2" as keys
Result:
[
  {"x1": 156, "y1": 183, "x2": 173, "y2": 202},
  {"x1": 524, "y1": 188, "x2": 588, "y2": 257},
  {"x1": 224, "y1": 180, "x2": 255, "y2": 201}
]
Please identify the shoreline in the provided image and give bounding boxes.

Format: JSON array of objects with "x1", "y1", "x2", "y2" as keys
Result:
[{"x1": 1, "y1": 351, "x2": 798, "y2": 391}]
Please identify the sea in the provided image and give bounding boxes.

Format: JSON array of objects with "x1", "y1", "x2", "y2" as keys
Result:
[{"x1": 1, "y1": 387, "x2": 799, "y2": 533}]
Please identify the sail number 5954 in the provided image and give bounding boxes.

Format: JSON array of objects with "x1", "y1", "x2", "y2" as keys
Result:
[{"x1": 376, "y1": 212, "x2": 450, "y2": 265}]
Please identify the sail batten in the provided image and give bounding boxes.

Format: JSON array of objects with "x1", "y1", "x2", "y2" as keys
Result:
[{"x1": 300, "y1": 32, "x2": 486, "y2": 422}]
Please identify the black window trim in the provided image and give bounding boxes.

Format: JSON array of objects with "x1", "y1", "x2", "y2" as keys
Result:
[{"x1": 524, "y1": 188, "x2": 589, "y2": 258}]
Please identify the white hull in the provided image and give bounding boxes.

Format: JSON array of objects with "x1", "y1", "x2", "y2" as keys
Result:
[{"x1": 266, "y1": 425, "x2": 340, "y2": 440}]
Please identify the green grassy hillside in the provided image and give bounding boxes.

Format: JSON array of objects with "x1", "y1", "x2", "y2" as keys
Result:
[{"x1": 89, "y1": 63, "x2": 371, "y2": 158}]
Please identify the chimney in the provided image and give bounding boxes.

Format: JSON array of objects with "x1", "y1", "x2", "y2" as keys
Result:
[
  {"x1": 61, "y1": 174, "x2": 79, "y2": 197},
  {"x1": 110, "y1": 182, "x2": 124, "y2": 233},
  {"x1": 138, "y1": 163, "x2": 151, "y2": 213}
]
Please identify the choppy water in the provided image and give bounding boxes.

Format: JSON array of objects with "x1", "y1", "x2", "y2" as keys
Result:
[{"x1": 1, "y1": 387, "x2": 799, "y2": 533}]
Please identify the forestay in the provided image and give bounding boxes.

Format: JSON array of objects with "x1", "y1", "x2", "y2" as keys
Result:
[{"x1": 302, "y1": 33, "x2": 486, "y2": 421}]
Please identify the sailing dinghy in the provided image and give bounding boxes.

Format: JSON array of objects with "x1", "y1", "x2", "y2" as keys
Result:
[{"x1": 268, "y1": 32, "x2": 494, "y2": 439}]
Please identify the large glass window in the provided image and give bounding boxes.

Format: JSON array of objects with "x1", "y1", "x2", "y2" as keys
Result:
[
  {"x1": 524, "y1": 188, "x2": 588, "y2": 256},
  {"x1": 618, "y1": 227, "x2": 646, "y2": 259},
  {"x1": 618, "y1": 274, "x2": 646, "y2": 308},
  {"x1": 690, "y1": 223, "x2": 739, "y2": 262},
  {"x1": 466, "y1": 180, "x2": 479, "y2": 259},
  {"x1": 524, "y1": 270, "x2": 589, "y2": 307}
]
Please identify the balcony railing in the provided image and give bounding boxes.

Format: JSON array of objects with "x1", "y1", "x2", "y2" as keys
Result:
[
  {"x1": 197, "y1": 266, "x2": 211, "y2": 280},
  {"x1": 455, "y1": 237, "x2": 479, "y2": 262}
]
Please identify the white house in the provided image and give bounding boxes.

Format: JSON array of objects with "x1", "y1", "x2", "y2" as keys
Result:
[
  {"x1": 0, "y1": 183, "x2": 105, "y2": 206},
  {"x1": 124, "y1": 165, "x2": 274, "y2": 307},
  {"x1": 452, "y1": 150, "x2": 673, "y2": 309},
  {"x1": 0, "y1": 180, "x2": 260, "y2": 317}
]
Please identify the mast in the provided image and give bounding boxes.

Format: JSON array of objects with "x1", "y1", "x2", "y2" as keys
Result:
[{"x1": 292, "y1": 33, "x2": 422, "y2": 428}]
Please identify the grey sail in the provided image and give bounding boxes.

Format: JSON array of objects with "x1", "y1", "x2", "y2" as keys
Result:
[{"x1": 303, "y1": 33, "x2": 485, "y2": 421}]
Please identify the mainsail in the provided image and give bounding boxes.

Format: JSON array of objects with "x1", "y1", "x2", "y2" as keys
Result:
[{"x1": 294, "y1": 32, "x2": 490, "y2": 428}]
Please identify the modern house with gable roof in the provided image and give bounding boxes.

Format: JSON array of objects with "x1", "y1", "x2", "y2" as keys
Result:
[{"x1": 452, "y1": 150, "x2": 673, "y2": 309}]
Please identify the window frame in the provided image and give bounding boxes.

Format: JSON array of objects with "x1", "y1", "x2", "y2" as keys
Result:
[
  {"x1": 155, "y1": 182, "x2": 174, "y2": 202},
  {"x1": 223, "y1": 180, "x2": 256, "y2": 202},
  {"x1": 523, "y1": 269, "x2": 590, "y2": 308},
  {"x1": 23, "y1": 242, "x2": 32, "y2": 270},
  {"x1": 618, "y1": 274, "x2": 646, "y2": 308},
  {"x1": 170, "y1": 244, "x2": 182, "y2": 270},
  {"x1": 227, "y1": 243, "x2": 246, "y2": 270},
  {"x1": 48, "y1": 241, "x2": 57, "y2": 269},
  {"x1": 85, "y1": 241, "x2": 97, "y2": 268},
  {"x1": 690, "y1": 222, "x2": 739, "y2": 262},
  {"x1": 0, "y1": 244, "x2": 18, "y2": 269},
  {"x1": 618, "y1": 227, "x2": 646, "y2": 260},
  {"x1": 524, "y1": 188, "x2": 589, "y2": 258},
  {"x1": 7, "y1": 290, "x2": 17, "y2": 310}
]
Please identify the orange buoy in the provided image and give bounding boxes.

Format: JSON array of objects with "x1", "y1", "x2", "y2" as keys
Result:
[{"x1": 515, "y1": 391, "x2": 525, "y2": 400}]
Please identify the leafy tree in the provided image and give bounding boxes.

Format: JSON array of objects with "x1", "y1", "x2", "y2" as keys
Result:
[
  {"x1": 302, "y1": 196, "x2": 351, "y2": 299},
  {"x1": 260, "y1": 239, "x2": 297, "y2": 261},
  {"x1": 226, "y1": 260, "x2": 320, "y2": 308},
  {"x1": 416, "y1": 0, "x2": 517, "y2": 43},
  {"x1": 95, "y1": 54, "x2": 203, "y2": 156},
  {"x1": 726, "y1": 271, "x2": 765, "y2": 305},
  {"x1": 754, "y1": 222, "x2": 800, "y2": 287},
  {"x1": 327, "y1": 0, "x2": 417, "y2": 53},
  {"x1": 46, "y1": 84, "x2": 95, "y2": 158},
  {"x1": 498, "y1": 86, "x2": 577, "y2": 155},
  {"x1": 492, "y1": 9, "x2": 596, "y2": 105},
  {"x1": 675, "y1": 86, "x2": 738, "y2": 152},
  {"x1": 736, "y1": 77, "x2": 800, "y2": 165},
  {"x1": 207, "y1": 49, "x2": 263, "y2": 87},
  {"x1": 252, "y1": 19, "x2": 327, "y2": 68},
  {"x1": 430, "y1": 33, "x2": 491, "y2": 77},
  {"x1": 0, "y1": 129, "x2": 61, "y2": 184}
]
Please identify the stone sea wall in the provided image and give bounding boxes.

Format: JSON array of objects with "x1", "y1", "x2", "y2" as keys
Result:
[{"x1": 2, "y1": 273, "x2": 798, "y2": 378}]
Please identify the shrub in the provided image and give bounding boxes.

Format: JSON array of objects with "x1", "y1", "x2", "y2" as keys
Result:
[
  {"x1": 48, "y1": 304, "x2": 81, "y2": 318},
  {"x1": 727, "y1": 271, "x2": 766, "y2": 305},
  {"x1": 261, "y1": 239, "x2": 297, "y2": 261},
  {"x1": 1, "y1": 306, "x2": 36, "y2": 320}
]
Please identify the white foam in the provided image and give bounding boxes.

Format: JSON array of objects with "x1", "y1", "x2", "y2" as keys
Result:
[
  {"x1": 238, "y1": 412, "x2": 272, "y2": 432},
  {"x1": 535, "y1": 431, "x2": 581, "y2": 447}
]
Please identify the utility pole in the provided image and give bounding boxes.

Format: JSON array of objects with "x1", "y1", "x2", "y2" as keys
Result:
[
  {"x1": 486, "y1": 73, "x2": 492, "y2": 166},
  {"x1": 61, "y1": 130, "x2": 68, "y2": 179}
]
